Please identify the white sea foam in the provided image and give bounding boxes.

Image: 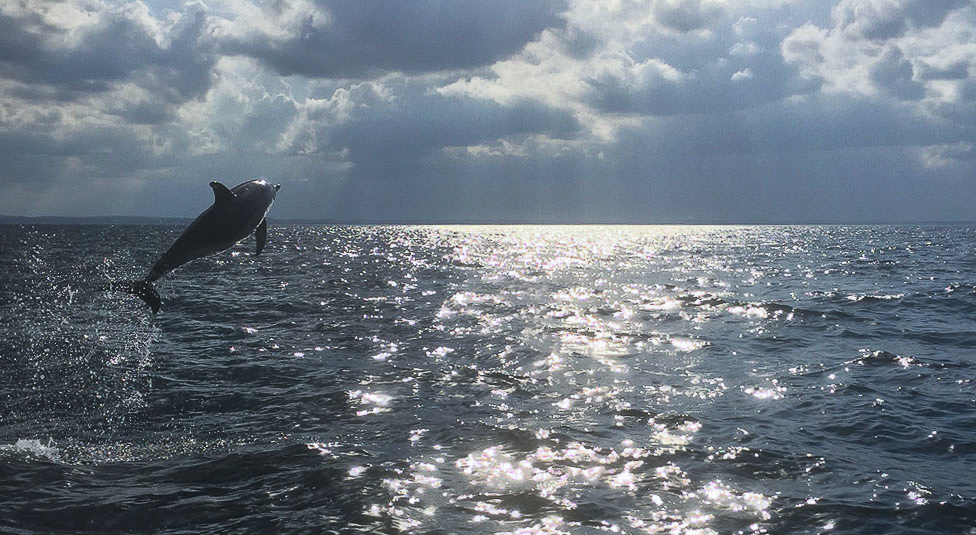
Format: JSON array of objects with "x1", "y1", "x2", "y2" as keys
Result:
[{"x1": 1, "y1": 439, "x2": 62, "y2": 463}]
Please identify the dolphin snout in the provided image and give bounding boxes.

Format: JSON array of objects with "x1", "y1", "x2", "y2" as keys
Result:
[{"x1": 274, "y1": 184, "x2": 281, "y2": 191}]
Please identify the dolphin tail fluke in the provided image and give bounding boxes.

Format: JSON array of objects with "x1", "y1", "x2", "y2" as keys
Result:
[{"x1": 128, "y1": 280, "x2": 161, "y2": 313}]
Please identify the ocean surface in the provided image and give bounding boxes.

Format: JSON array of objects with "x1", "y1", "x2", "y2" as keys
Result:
[{"x1": 2, "y1": 224, "x2": 976, "y2": 534}]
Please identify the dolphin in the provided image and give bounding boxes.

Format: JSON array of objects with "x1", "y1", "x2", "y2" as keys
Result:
[{"x1": 128, "y1": 179, "x2": 281, "y2": 313}]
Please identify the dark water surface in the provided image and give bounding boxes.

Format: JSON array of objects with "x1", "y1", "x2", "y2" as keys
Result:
[{"x1": 2, "y1": 224, "x2": 976, "y2": 534}]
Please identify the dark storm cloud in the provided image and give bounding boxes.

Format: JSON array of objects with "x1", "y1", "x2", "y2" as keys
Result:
[
  {"x1": 330, "y1": 89, "x2": 580, "y2": 179},
  {"x1": 0, "y1": 130, "x2": 69, "y2": 186},
  {"x1": 0, "y1": 125, "x2": 169, "y2": 188},
  {"x1": 148, "y1": 9, "x2": 218, "y2": 102},
  {"x1": 0, "y1": 11, "x2": 46, "y2": 64},
  {"x1": 321, "y1": 91, "x2": 976, "y2": 224},
  {"x1": 0, "y1": 6, "x2": 215, "y2": 101},
  {"x1": 222, "y1": 0, "x2": 568, "y2": 78},
  {"x1": 653, "y1": 0, "x2": 725, "y2": 33},
  {"x1": 869, "y1": 47, "x2": 925, "y2": 100},
  {"x1": 833, "y1": 0, "x2": 969, "y2": 40},
  {"x1": 609, "y1": 94, "x2": 967, "y2": 171},
  {"x1": 917, "y1": 60, "x2": 970, "y2": 82},
  {"x1": 108, "y1": 98, "x2": 175, "y2": 125},
  {"x1": 570, "y1": 98, "x2": 973, "y2": 223}
]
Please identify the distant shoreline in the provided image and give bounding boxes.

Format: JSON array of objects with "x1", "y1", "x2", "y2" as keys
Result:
[{"x1": 2, "y1": 215, "x2": 975, "y2": 226}]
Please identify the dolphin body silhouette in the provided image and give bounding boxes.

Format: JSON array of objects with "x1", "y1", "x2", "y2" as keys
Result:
[{"x1": 129, "y1": 179, "x2": 281, "y2": 313}]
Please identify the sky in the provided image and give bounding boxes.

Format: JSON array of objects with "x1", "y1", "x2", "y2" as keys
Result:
[{"x1": 2, "y1": 0, "x2": 976, "y2": 223}]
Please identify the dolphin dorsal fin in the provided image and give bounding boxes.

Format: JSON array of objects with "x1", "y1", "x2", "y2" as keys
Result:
[{"x1": 210, "y1": 181, "x2": 235, "y2": 205}]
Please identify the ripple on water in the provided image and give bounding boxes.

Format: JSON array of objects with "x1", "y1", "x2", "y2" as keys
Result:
[{"x1": 4, "y1": 225, "x2": 976, "y2": 534}]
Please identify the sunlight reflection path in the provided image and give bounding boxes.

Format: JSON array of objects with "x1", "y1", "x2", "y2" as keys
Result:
[{"x1": 367, "y1": 226, "x2": 785, "y2": 533}]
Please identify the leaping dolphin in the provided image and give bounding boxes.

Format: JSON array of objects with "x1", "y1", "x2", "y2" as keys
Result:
[{"x1": 128, "y1": 179, "x2": 281, "y2": 313}]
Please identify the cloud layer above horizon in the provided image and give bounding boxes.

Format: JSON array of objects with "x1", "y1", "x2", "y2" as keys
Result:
[{"x1": 3, "y1": 0, "x2": 976, "y2": 222}]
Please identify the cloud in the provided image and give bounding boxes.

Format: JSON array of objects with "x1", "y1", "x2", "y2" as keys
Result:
[
  {"x1": 731, "y1": 67, "x2": 754, "y2": 81},
  {"x1": 219, "y1": 0, "x2": 569, "y2": 78},
  {"x1": 0, "y1": 1, "x2": 219, "y2": 207},
  {"x1": 325, "y1": 81, "x2": 581, "y2": 180},
  {"x1": 914, "y1": 142, "x2": 975, "y2": 169},
  {"x1": 782, "y1": 0, "x2": 976, "y2": 107},
  {"x1": 869, "y1": 46, "x2": 925, "y2": 99},
  {"x1": 3, "y1": 0, "x2": 976, "y2": 223},
  {"x1": 0, "y1": 2, "x2": 215, "y2": 101},
  {"x1": 584, "y1": 29, "x2": 817, "y2": 115},
  {"x1": 653, "y1": 0, "x2": 726, "y2": 33},
  {"x1": 832, "y1": 0, "x2": 969, "y2": 40}
]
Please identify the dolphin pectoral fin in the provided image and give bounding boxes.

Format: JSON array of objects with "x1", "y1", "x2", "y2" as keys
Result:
[
  {"x1": 127, "y1": 280, "x2": 161, "y2": 313},
  {"x1": 255, "y1": 218, "x2": 268, "y2": 256},
  {"x1": 210, "y1": 181, "x2": 235, "y2": 206}
]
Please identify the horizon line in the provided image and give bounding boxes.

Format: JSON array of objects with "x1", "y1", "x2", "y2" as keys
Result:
[{"x1": 2, "y1": 214, "x2": 976, "y2": 226}]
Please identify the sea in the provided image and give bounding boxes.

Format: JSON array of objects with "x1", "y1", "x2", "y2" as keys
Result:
[{"x1": 1, "y1": 224, "x2": 975, "y2": 535}]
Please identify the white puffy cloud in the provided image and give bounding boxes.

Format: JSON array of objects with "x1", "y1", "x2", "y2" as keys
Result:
[
  {"x1": 731, "y1": 68, "x2": 755, "y2": 81},
  {"x1": 783, "y1": 0, "x2": 976, "y2": 103}
]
